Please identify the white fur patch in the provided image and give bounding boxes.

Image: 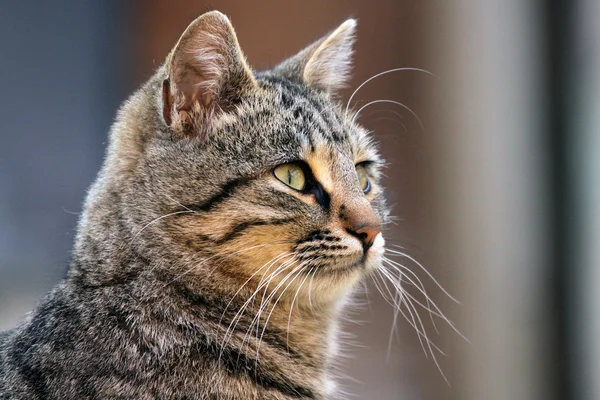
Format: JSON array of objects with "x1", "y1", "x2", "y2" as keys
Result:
[{"x1": 324, "y1": 378, "x2": 338, "y2": 396}]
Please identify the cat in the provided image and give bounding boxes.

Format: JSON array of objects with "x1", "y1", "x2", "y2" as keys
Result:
[{"x1": 0, "y1": 11, "x2": 389, "y2": 399}]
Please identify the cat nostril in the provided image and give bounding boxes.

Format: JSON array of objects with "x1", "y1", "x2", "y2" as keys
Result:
[{"x1": 347, "y1": 226, "x2": 381, "y2": 252}]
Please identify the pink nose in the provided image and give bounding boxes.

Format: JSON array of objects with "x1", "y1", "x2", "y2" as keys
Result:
[
  {"x1": 347, "y1": 224, "x2": 381, "y2": 251},
  {"x1": 340, "y1": 199, "x2": 382, "y2": 252},
  {"x1": 355, "y1": 226, "x2": 381, "y2": 247}
]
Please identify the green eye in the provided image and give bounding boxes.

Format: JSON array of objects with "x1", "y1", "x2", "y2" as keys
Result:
[
  {"x1": 356, "y1": 164, "x2": 371, "y2": 193},
  {"x1": 274, "y1": 163, "x2": 306, "y2": 191}
]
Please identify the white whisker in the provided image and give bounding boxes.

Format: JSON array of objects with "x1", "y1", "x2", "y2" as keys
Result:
[
  {"x1": 382, "y1": 256, "x2": 440, "y2": 333},
  {"x1": 382, "y1": 258, "x2": 468, "y2": 342},
  {"x1": 219, "y1": 251, "x2": 293, "y2": 329},
  {"x1": 286, "y1": 264, "x2": 315, "y2": 350},
  {"x1": 164, "y1": 240, "x2": 290, "y2": 286},
  {"x1": 129, "y1": 210, "x2": 194, "y2": 246},
  {"x1": 239, "y1": 256, "x2": 300, "y2": 355},
  {"x1": 387, "y1": 246, "x2": 460, "y2": 303},
  {"x1": 225, "y1": 256, "x2": 294, "y2": 351},
  {"x1": 163, "y1": 193, "x2": 196, "y2": 213},
  {"x1": 375, "y1": 269, "x2": 427, "y2": 356},
  {"x1": 345, "y1": 67, "x2": 436, "y2": 116},
  {"x1": 257, "y1": 261, "x2": 310, "y2": 356},
  {"x1": 307, "y1": 266, "x2": 319, "y2": 311},
  {"x1": 403, "y1": 291, "x2": 449, "y2": 385},
  {"x1": 352, "y1": 99, "x2": 425, "y2": 133}
]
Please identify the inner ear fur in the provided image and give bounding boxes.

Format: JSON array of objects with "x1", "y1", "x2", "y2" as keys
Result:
[
  {"x1": 273, "y1": 19, "x2": 357, "y2": 94},
  {"x1": 163, "y1": 11, "x2": 256, "y2": 136}
]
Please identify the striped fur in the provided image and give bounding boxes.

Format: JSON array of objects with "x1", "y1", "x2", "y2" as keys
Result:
[{"x1": 0, "y1": 11, "x2": 388, "y2": 399}]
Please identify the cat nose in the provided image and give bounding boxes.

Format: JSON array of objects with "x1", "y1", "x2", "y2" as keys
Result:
[
  {"x1": 339, "y1": 198, "x2": 382, "y2": 252},
  {"x1": 347, "y1": 225, "x2": 382, "y2": 252},
  {"x1": 343, "y1": 206, "x2": 381, "y2": 252}
]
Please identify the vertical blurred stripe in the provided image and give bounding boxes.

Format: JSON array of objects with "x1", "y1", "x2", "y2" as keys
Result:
[
  {"x1": 428, "y1": 1, "x2": 552, "y2": 399},
  {"x1": 544, "y1": 0, "x2": 573, "y2": 398},
  {"x1": 574, "y1": 0, "x2": 600, "y2": 398}
]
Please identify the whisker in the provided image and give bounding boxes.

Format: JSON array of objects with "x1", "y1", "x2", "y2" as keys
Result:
[
  {"x1": 382, "y1": 256, "x2": 440, "y2": 333},
  {"x1": 374, "y1": 268, "x2": 402, "y2": 308},
  {"x1": 398, "y1": 277, "x2": 440, "y2": 356},
  {"x1": 61, "y1": 206, "x2": 80, "y2": 215},
  {"x1": 370, "y1": 270, "x2": 397, "y2": 307},
  {"x1": 375, "y1": 269, "x2": 426, "y2": 356},
  {"x1": 352, "y1": 99, "x2": 425, "y2": 133},
  {"x1": 164, "y1": 240, "x2": 291, "y2": 286},
  {"x1": 374, "y1": 265, "x2": 405, "y2": 342},
  {"x1": 387, "y1": 246, "x2": 460, "y2": 303},
  {"x1": 251, "y1": 257, "x2": 299, "y2": 343},
  {"x1": 254, "y1": 260, "x2": 307, "y2": 344},
  {"x1": 375, "y1": 254, "x2": 457, "y2": 385},
  {"x1": 220, "y1": 256, "x2": 295, "y2": 362},
  {"x1": 128, "y1": 210, "x2": 195, "y2": 246},
  {"x1": 219, "y1": 251, "x2": 293, "y2": 329},
  {"x1": 227, "y1": 257, "x2": 294, "y2": 344},
  {"x1": 345, "y1": 67, "x2": 437, "y2": 116},
  {"x1": 286, "y1": 264, "x2": 315, "y2": 350},
  {"x1": 387, "y1": 288, "x2": 403, "y2": 361},
  {"x1": 372, "y1": 269, "x2": 408, "y2": 361},
  {"x1": 239, "y1": 256, "x2": 300, "y2": 354},
  {"x1": 206, "y1": 240, "x2": 294, "y2": 279},
  {"x1": 163, "y1": 193, "x2": 196, "y2": 213},
  {"x1": 364, "y1": 109, "x2": 408, "y2": 132},
  {"x1": 257, "y1": 261, "x2": 310, "y2": 356},
  {"x1": 307, "y1": 266, "x2": 319, "y2": 311},
  {"x1": 398, "y1": 294, "x2": 447, "y2": 356},
  {"x1": 382, "y1": 258, "x2": 468, "y2": 342},
  {"x1": 361, "y1": 280, "x2": 374, "y2": 313},
  {"x1": 402, "y1": 292, "x2": 450, "y2": 385}
]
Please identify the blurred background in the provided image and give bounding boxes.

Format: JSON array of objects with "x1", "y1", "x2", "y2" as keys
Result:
[{"x1": 0, "y1": 1, "x2": 598, "y2": 399}]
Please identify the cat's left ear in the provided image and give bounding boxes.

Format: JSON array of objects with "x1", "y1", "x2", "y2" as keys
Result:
[
  {"x1": 162, "y1": 11, "x2": 257, "y2": 135},
  {"x1": 273, "y1": 19, "x2": 357, "y2": 94}
]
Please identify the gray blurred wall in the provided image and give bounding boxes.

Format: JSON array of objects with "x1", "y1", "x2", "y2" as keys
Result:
[{"x1": 0, "y1": 1, "x2": 127, "y2": 328}]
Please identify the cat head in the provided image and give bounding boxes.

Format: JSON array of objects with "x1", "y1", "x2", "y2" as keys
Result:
[{"x1": 82, "y1": 11, "x2": 388, "y2": 308}]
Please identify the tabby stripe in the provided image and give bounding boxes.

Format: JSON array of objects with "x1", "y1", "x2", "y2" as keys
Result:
[
  {"x1": 164, "y1": 279, "x2": 305, "y2": 359},
  {"x1": 185, "y1": 177, "x2": 253, "y2": 213},
  {"x1": 11, "y1": 346, "x2": 49, "y2": 399},
  {"x1": 296, "y1": 102, "x2": 317, "y2": 152},
  {"x1": 316, "y1": 102, "x2": 346, "y2": 143},
  {"x1": 191, "y1": 341, "x2": 316, "y2": 399},
  {"x1": 308, "y1": 100, "x2": 330, "y2": 131},
  {"x1": 216, "y1": 217, "x2": 296, "y2": 244}
]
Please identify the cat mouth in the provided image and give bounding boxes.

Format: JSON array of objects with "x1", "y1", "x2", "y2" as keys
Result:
[
  {"x1": 304, "y1": 254, "x2": 372, "y2": 276},
  {"x1": 294, "y1": 233, "x2": 385, "y2": 277}
]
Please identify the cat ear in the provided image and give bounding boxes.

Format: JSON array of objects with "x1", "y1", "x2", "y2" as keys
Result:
[
  {"x1": 273, "y1": 19, "x2": 357, "y2": 94},
  {"x1": 163, "y1": 11, "x2": 256, "y2": 134}
]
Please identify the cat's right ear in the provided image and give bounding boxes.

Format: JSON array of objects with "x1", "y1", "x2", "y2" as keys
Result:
[
  {"x1": 273, "y1": 19, "x2": 357, "y2": 95},
  {"x1": 162, "y1": 11, "x2": 256, "y2": 137}
]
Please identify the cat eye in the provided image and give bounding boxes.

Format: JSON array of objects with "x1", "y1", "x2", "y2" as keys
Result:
[
  {"x1": 356, "y1": 164, "x2": 371, "y2": 193},
  {"x1": 274, "y1": 163, "x2": 306, "y2": 191}
]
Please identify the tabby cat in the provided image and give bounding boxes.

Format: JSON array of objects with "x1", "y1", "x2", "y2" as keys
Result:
[{"x1": 0, "y1": 11, "x2": 388, "y2": 399}]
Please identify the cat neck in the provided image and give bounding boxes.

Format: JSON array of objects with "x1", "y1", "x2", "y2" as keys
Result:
[
  {"x1": 68, "y1": 214, "x2": 341, "y2": 377},
  {"x1": 67, "y1": 244, "x2": 339, "y2": 398}
]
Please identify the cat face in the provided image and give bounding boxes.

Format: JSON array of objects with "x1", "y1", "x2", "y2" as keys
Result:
[{"x1": 118, "y1": 12, "x2": 388, "y2": 306}]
